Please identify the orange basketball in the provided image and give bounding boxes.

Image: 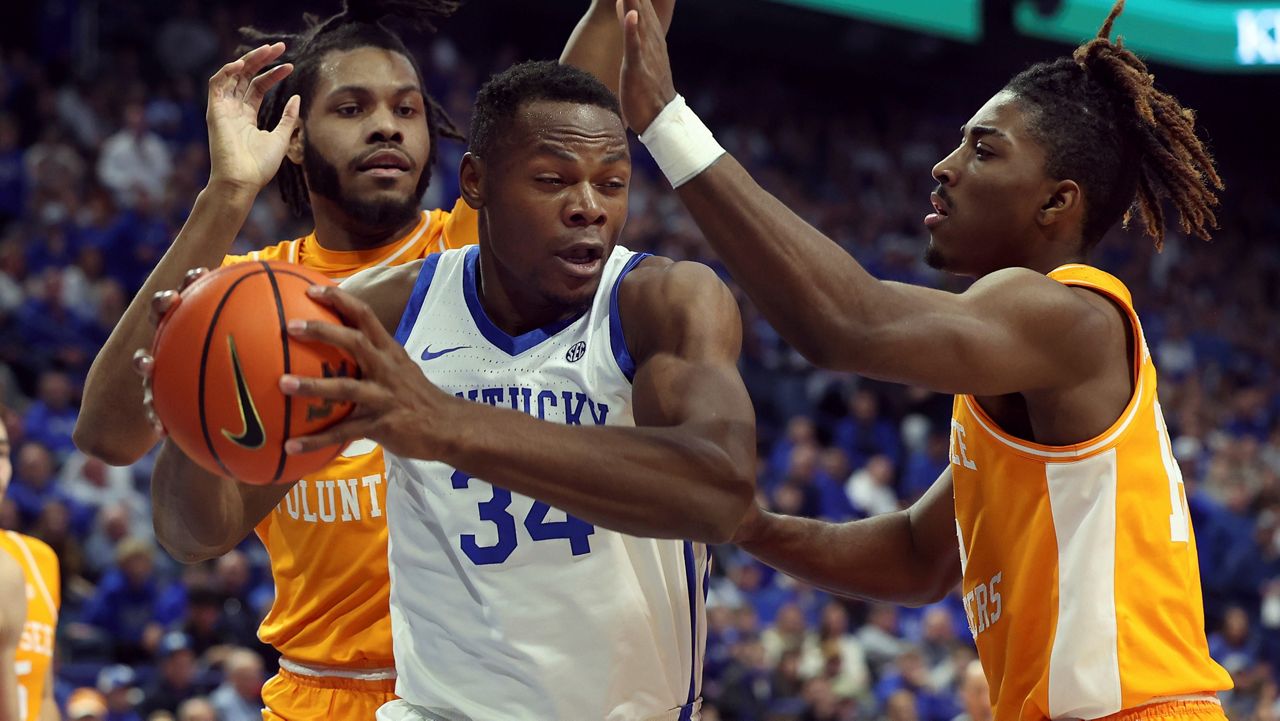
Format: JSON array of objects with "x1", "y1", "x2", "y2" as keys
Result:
[{"x1": 150, "y1": 261, "x2": 359, "y2": 485}]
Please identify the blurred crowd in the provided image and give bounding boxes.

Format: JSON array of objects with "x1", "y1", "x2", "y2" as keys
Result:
[{"x1": 1, "y1": 2, "x2": 1277, "y2": 720}]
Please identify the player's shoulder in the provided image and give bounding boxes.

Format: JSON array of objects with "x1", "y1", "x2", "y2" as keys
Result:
[
  {"x1": 617, "y1": 254, "x2": 740, "y2": 354},
  {"x1": 340, "y1": 260, "x2": 426, "y2": 335},
  {"x1": 222, "y1": 238, "x2": 299, "y2": 267},
  {"x1": 0, "y1": 547, "x2": 25, "y2": 594},
  {"x1": 970, "y1": 266, "x2": 1090, "y2": 305},
  {"x1": 0, "y1": 532, "x2": 57, "y2": 572},
  {"x1": 620, "y1": 255, "x2": 733, "y2": 311}
]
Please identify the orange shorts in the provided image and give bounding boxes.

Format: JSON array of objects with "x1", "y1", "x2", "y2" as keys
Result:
[
  {"x1": 261, "y1": 668, "x2": 397, "y2": 721},
  {"x1": 1098, "y1": 699, "x2": 1225, "y2": 721}
]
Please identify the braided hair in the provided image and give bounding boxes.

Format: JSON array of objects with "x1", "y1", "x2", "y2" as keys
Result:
[
  {"x1": 238, "y1": 0, "x2": 466, "y2": 217},
  {"x1": 1004, "y1": 0, "x2": 1222, "y2": 249}
]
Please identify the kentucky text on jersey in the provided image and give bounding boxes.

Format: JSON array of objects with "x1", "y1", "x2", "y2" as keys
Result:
[
  {"x1": 383, "y1": 245, "x2": 706, "y2": 721},
  {"x1": 455, "y1": 386, "x2": 610, "y2": 425}
]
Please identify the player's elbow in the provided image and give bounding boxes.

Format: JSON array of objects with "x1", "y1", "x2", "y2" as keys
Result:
[
  {"x1": 73, "y1": 421, "x2": 145, "y2": 467},
  {"x1": 904, "y1": 556, "x2": 962, "y2": 607},
  {"x1": 153, "y1": 516, "x2": 232, "y2": 565},
  {"x1": 698, "y1": 462, "x2": 755, "y2": 545}
]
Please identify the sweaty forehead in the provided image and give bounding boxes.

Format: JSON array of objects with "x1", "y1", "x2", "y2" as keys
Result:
[
  {"x1": 509, "y1": 100, "x2": 627, "y2": 151},
  {"x1": 312, "y1": 47, "x2": 421, "y2": 96}
]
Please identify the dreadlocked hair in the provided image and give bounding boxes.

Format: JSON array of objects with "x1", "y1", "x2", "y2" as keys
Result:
[
  {"x1": 1003, "y1": 0, "x2": 1222, "y2": 250},
  {"x1": 237, "y1": 0, "x2": 466, "y2": 218}
]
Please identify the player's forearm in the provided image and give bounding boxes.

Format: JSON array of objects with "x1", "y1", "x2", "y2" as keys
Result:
[
  {"x1": 675, "y1": 155, "x2": 896, "y2": 372},
  {"x1": 735, "y1": 510, "x2": 955, "y2": 606},
  {"x1": 76, "y1": 182, "x2": 257, "y2": 464},
  {"x1": 438, "y1": 403, "x2": 754, "y2": 544},
  {"x1": 151, "y1": 440, "x2": 284, "y2": 563}
]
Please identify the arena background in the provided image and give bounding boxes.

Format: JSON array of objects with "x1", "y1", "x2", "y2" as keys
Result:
[{"x1": 0, "y1": 1, "x2": 1277, "y2": 719}]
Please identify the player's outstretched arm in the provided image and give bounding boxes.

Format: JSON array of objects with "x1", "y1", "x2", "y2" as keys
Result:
[
  {"x1": 560, "y1": 0, "x2": 674, "y2": 95},
  {"x1": 76, "y1": 43, "x2": 300, "y2": 465},
  {"x1": 281, "y1": 261, "x2": 756, "y2": 544},
  {"x1": 734, "y1": 469, "x2": 961, "y2": 606},
  {"x1": 616, "y1": 0, "x2": 1111, "y2": 397},
  {"x1": 0, "y1": 555, "x2": 27, "y2": 721}
]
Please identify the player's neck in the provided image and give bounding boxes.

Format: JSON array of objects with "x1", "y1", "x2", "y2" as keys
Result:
[
  {"x1": 310, "y1": 203, "x2": 422, "y2": 253},
  {"x1": 475, "y1": 248, "x2": 584, "y2": 336}
]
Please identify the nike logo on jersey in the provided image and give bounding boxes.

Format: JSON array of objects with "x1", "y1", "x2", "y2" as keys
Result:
[
  {"x1": 222, "y1": 336, "x2": 266, "y2": 449},
  {"x1": 422, "y1": 345, "x2": 470, "y2": 361}
]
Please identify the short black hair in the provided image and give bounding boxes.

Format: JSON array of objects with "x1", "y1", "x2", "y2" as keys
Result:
[
  {"x1": 239, "y1": 0, "x2": 465, "y2": 218},
  {"x1": 468, "y1": 60, "x2": 622, "y2": 159},
  {"x1": 1003, "y1": 0, "x2": 1221, "y2": 250}
]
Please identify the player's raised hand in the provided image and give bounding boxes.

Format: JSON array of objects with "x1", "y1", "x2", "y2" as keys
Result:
[
  {"x1": 206, "y1": 42, "x2": 301, "y2": 196},
  {"x1": 278, "y1": 285, "x2": 457, "y2": 460},
  {"x1": 617, "y1": 0, "x2": 677, "y2": 134}
]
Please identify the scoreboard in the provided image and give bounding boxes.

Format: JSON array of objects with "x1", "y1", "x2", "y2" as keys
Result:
[{"x1": 768, "y1": 0, "x2": 1280, "y2": 71}]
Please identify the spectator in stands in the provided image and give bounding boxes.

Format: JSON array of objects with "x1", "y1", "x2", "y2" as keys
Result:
[
  {"x1": 140, "y1": 632, "x2": 207, "y2": 715},
  {"x1": 174, "y1": 697, "x2": 217, "y2": 721},
  {"x1": 96, "y1": 101, "x2": 172, "y2": 210},
  {"x1": 81, "y1": 537, "x2": 185, "y2": 663},
  {"x1": 98, "y1": 664, "x2": 144, "y2": 721},
  {"x1": 67, "y1": 687, "x2": 110, "y2": 721},
  {"x1": 209, "y1": 648, "x2": 263, "y2": 721},
  {"x1": 951, "y1": 660, "x2": 992, "y2": 721},
  {"x1": 6, "y1": 439, "x2": 82, "y2": 526},
  {"x1": 22, "y1": 369, "x2": 78, "y2": 458}
]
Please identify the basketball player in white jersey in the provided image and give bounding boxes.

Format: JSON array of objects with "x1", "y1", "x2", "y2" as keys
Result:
[{"x1": 275, "y1": 60, "x2": 756, "y2": 721}]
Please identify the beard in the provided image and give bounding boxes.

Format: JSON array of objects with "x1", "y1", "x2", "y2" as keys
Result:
[
  {"x1": 924, "y1": 239, "x2": 948, "y2": 270},
  {"x1": 302, "y1": 141, "x2": 429, "y2": 231}
]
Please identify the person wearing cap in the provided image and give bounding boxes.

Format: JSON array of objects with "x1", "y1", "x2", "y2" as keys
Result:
[
  {"x1": 140, "y1": 633, "x2": 210, "y2": 715},
  {"x1": 97, "y1": 664, "x2": 142, "y2": 721},
  {"x1": 0, "y1": 414, "x2": 60, "y2": 721}
]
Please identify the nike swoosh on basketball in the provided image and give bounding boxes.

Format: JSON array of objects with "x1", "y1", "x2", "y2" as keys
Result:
[
  {"x1": 222, "y1": 336, "x2": 267, "y2": 450},
  {"x1": 421, "y1": 345, "x2": 470, "y2": 361}
]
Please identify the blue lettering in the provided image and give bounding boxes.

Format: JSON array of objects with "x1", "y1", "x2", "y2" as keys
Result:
[
  {"x1": 562, "y1": 392, "x2": 587, "y2": 425},
  {"x1": 587, "y1": 399, "x2": 609, "y2": 426},
  {"x1": 481, "y1": 388, "x2": 504, "y2": 407},
  {"x1": 509, "y1": 387, "x2": 532, "y2": 414},
  {"x1": 536, "y1": 390, "x2": 559, "y2": 419}
]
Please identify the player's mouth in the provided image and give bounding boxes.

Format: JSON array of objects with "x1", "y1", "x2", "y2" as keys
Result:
[
  {"x1": 555, "y1": 242, "x2": 605, "y2": 279},
  {"x1": 356, "y1": 149, "x2": 413, "y2": 178},
  {"x1": 925, "y1": 191, "x2": 950, "y2": 229}
]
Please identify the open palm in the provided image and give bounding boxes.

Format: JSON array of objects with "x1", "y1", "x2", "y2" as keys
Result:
[{"x1": 206, "y1": 42, "x2": 301, "y2": 194}]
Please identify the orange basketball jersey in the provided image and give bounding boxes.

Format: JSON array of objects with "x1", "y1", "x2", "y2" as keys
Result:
[
  {"x1": 223, "y1": 200, "x2": 477, "y2": 667},
  {"x1": 950, "y1": 264, "x2": 1232, "y2": 721},
  {"x1": 0, "y1": 532, "x2": 59, "y2": 721}
]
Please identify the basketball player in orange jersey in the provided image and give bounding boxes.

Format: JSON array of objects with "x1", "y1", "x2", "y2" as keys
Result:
[
  {"x1": 616, "y1": 0, "x2": 1232, "y2": 720},
  {"x1": 74, "y1": 2, "x2": 672, "y2": 720},
  {"x1": 0, "y1": 418, "x2": 60, "y2": 721}
]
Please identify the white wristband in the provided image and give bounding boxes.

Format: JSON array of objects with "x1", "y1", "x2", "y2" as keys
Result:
[{"x1": 638, "y1": 95, "x2": 725, "y2": 188}]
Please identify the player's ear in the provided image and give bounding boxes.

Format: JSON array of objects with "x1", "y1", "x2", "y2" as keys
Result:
[
  {"x1": 286, "y1": 125, "x2": 304, "y2": 166},
  {"x1": 459, "y1": 152, "x2": 485, "y2": 210},
  {"x1": 1038, "y1": 179, "x2": 1081, "y2": 228}
]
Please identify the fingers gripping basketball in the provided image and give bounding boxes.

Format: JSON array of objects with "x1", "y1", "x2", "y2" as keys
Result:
[{"x1": 150, "y1": 261, "x2": 359, "y2": 485}]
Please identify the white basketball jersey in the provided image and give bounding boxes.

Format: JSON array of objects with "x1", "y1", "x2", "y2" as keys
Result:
[{"x1": 383, "y1": 245, "x2": 707, "y2": 721}]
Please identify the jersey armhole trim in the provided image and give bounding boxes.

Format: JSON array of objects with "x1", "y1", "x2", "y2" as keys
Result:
[
  {"x1": 608, "y1": 252, "x2": 652, "y2": 383},
  {"x1": 394, "y1": 254, "x2": 444, "y2": 346}
]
